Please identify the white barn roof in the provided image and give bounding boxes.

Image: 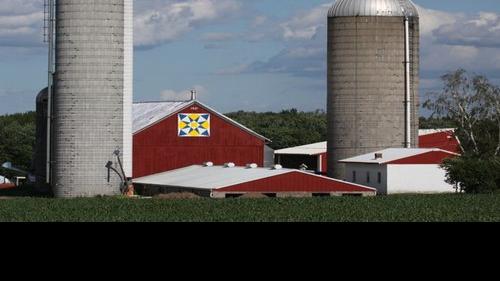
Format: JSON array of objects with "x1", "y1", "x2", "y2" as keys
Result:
[
  {"x1": 133, "y1": 101, "x2": 189, "y2": 133},
  {"x1": 133, "y1": 165, "x2": 292, "y2": 190},
  {"x1": 133, "y1": 164, "x2": 376, "y2": 192},
  {"x1": 339, "y1": 148, "x2": 458, "y2": 164},
  {"x1": 132, "y1": 100, "x2": 270, "y2": 142},
  {"x1": 0, "y1": 175, "x2": 10, "y2": 184},
  {"x1": 275, "y1": 142, "x2": 327, "y2": 156}
]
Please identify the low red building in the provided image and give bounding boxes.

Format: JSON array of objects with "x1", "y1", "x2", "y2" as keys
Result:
[
  {"x1": 275, "y1": 129, "x2": 462, "y2": 173},
  {"x1": 133, "y1": 100, "x2": 273, "y2": 178},
  {"x1": 133, "y1": 164, "x2": 376, "y2": 198}
]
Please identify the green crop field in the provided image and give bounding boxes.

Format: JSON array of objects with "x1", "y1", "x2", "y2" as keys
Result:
[{"x1": 0, "y1": 190, "x2": 499, "y2": 222}]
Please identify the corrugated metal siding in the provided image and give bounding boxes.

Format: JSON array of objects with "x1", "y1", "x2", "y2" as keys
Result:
[
  {"x1": 133, "y1": 103, "x2": 265, "y2": 178},
  {"x1": 217, "y1": 171, "x2": 375, "y2": 193},
  {"x1": 387, "y1": 151, "x2": 457, "y2": 165},
  {"x1": 419, "y1": 132, "x2": 461, "y2": 154}
]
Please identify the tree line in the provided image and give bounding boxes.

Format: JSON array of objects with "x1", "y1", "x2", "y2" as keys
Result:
[
  {"x1": 1, "y1": 69, "x2": 498, "y2": 193},
  {"x1": 0, "y1": 112, "x2": 36, "y2": 178}
]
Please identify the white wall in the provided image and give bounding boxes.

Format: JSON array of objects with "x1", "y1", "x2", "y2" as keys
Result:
[
  {"x1": 0, "y1": 175, "x2": 10, "y2": 184},
  {"x1": 344, "y1": 163, "x2": 387, "y2": 194},
  {"x1": 387, "y1": 164, "x2": 456, "y2": 194}
]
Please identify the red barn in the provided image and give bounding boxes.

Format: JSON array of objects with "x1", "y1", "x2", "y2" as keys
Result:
[
  {"x1": 419, "y1": 129, "x2": 462, "y2": 154},
  {"x1": 274, "y1": 129, "x2": 461, "y2": 174},
  {"x1": 133, "y1": 100, "x2": 273, "y2": 178}
]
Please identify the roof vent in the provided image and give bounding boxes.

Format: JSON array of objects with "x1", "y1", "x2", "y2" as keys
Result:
[
  {"x1": 375, "y1": 153, "x2": 383, "y2": 160},
  {"x1": 246, "y1": 163, "x2": 258, "y2": 169},
  {"x1": 203, "y1": 162, "x2": 214, "y2": 167},
  {"x1": 272, "y1": 164, "x2": 283, "y2": 170},
  {"x1": 224, "y1": 162, "x2": 236, "y2": 168}
]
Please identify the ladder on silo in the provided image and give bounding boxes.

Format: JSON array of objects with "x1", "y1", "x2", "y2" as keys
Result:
[{"x1": 43, "y1": 0, "x2": 56, "y2": 184}]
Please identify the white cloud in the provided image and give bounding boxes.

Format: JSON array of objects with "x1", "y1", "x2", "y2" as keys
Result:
[
  {"x1": 0, "y1": 0, "x2": 242, "y2": 50},
  {"x1": 0, "y1": 0, "x2": 44, "y2": 48},
  {"x1": 415, "y1": 5, "x2": 459, "y2": 37},
  {"x1": 134, "y1": 0, "x2": 240, "y2": 48},
  {"x1": 160, "y1": 85, "x2": 207, "y2": 101},
  {"x1": 279, "y1": 4, "x2": 329, "y2": 40}
]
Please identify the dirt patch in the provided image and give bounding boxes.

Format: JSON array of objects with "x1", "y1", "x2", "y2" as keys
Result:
[{"x1": 155, "y1": 192, "x2": 201, "y2": 199}]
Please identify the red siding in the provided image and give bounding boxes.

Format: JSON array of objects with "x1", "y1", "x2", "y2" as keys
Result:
[
  {"x1": 320, "y1": 152, "x2": 328, "y2": 174},
  {"x1": 133, "y1": 103, "x2": 265, "y2": 178},
  {"x1": 217, "y1": 171, "x2": 374, "y2": 193},
  {"x1": 419, "y1": 132, "x2": 461, "y2": 154},
  {"x1": 387, "y1": 151, "x2": 457, "y2": 165},
  {"x1": 0, "y1": 183, "x2": 16, "y2": 190}
]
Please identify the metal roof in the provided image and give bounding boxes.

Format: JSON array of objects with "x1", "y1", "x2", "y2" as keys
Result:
[
  {"x1": 339, "y1": 148, "x2": 457, "y2": 164},
  {"x1": 133, "y1": 164, "x2": 376, "y2": 192},
  {"x1": 133, "y1": 165, "x2": 293, "y2": 190},
  {"x1": 0, "y1": 175, "x2": 10, "y2": 184},
  {"x1": 419, "y1": 128, "x2": 455, "y2": 136},
  {"x1": 328, "y1": 0, "x2": 419, "y2": 18},
  {"x1": 275, "y1": 142, "x2": 327, "y2": 156},
  {"x1": 132, "y1": 100, "x2": 271, "y2": 142},
  {"x1": 133, "y1": 101, "x2": 191, "y2": 133},
  {"x1": 274, "y1": 130, "x2": 454, "y2": 156}
]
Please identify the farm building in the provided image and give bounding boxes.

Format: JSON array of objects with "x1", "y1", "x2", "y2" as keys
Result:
[
  {"x1": 0, "y1": 175, "x2": 10, "y2": 184},
  {"x1": 419, "y1": 129, "x2": 461, "y2": 154},
  {"x1": 275, "y1": 129, "x2": 461, "y2": 172},
  {"x1": 133, "y1": 99, "x2": 274, "y2": 178},
  {"x1": 133, "y1": 163, "x2": 376, "y2": 198},
  {"x1": 274, "y1": 142, "x2": 327, "y2": 175},
  {"x1": 339, "y1": 148, "x2": 459, "y2": 195},
  {"x1": 0, "y1": 175, "x2": 14, "y2": 190}
]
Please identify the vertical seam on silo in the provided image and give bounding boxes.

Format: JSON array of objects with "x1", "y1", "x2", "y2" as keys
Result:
[{"x1": 355, "y1": 16, "x2": 359, "y2": 148}]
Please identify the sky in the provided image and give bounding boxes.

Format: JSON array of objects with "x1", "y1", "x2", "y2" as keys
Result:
[{"x1": 1, "y1": 0, "x2": 500, "y2": 115}]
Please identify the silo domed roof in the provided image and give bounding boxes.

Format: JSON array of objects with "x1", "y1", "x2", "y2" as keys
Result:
[
  {"x1": 328, "y1": 0, "x2": 419, "y2": 17},
  {"x1": 36, "y1": 87, "x2": 48, "y2": 103}
]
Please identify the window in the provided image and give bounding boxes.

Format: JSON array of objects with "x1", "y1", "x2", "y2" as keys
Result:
[
  {"x1": 367, "y1": 172, "x2": 371, "y2": 183},
  {"x1": 378, "y1": 172, "x2": 382, "y2": 184},
  {"x1": 352, "y1": 171, "x2": 357, "y2": 183}
]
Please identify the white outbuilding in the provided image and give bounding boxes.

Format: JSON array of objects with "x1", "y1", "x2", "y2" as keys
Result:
[
  {"x1": 339, "y1": 148, "x2": 459, "y2": 195},
  {"x1": 0, "y1": 175, "x2": 10, "y2": 184}
]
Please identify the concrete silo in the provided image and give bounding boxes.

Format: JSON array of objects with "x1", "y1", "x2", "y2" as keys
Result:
[
  {"x1": 49, "y1": 0, "x2": 133, "y2": 197},
  {"x1": 327, "y1": 0, "x2": 420, "y2": 179}
]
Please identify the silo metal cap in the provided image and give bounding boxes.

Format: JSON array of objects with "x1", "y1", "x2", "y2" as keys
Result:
[{"x1": 328, "y1": 0, "x2": 419, "y2": 18}]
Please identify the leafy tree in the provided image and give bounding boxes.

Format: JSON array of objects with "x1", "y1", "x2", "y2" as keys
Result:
[
  {"x1": 226, "y1": 109, "x2": 327, "y2": 150},
  {"x1": 424, "y1": 69, "x2": 500, "y2": 193},
  {"x1": 419, "y1": 117, "x2": 456, "y2": 129},
  {"x1": 423, "y1": 69, "x2": 500, "y2": 156},
  {"x1": 0, "y1": 112, "x2": 36, "y2": 174},
  {"x1": 442, "y1": 155, "x2": 500, "y2": 194}
]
